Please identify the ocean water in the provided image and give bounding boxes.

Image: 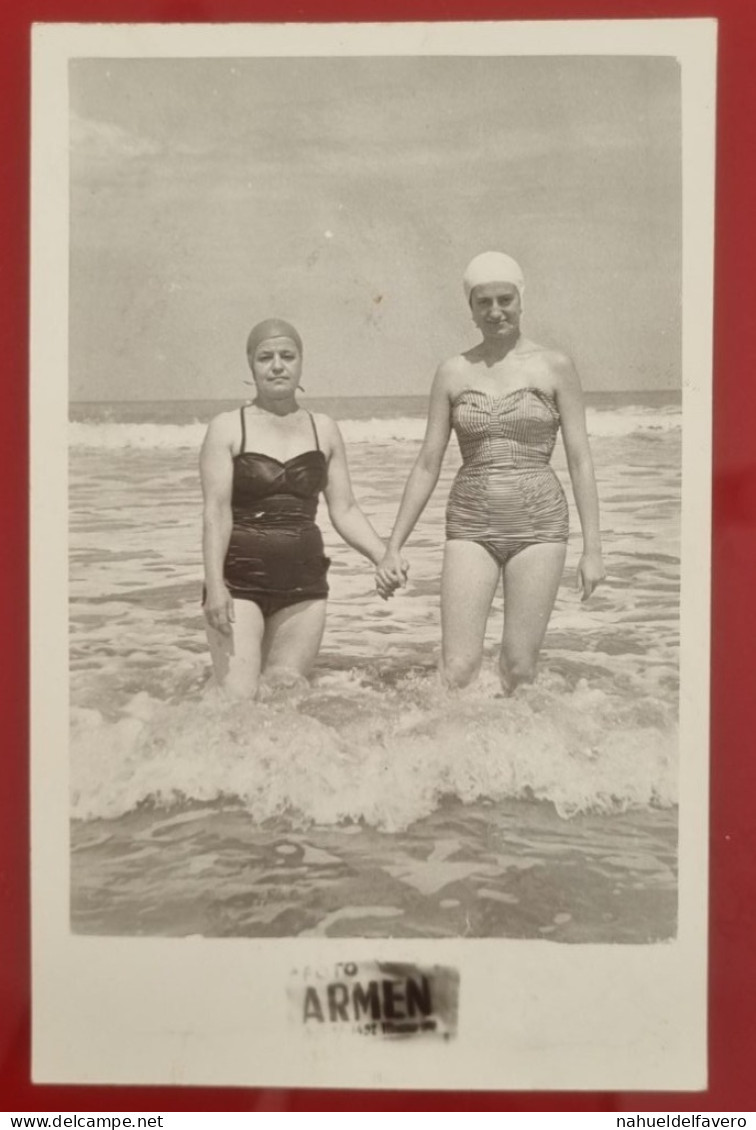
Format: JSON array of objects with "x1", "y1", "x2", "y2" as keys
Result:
[{"x1": 69, "y1": 392, "x2": 681, "y2": 941}]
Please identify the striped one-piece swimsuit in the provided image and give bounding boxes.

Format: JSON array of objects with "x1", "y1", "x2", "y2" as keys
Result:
[{"x1": 445, "y1": 386, "x2": 569, "y2": 566}]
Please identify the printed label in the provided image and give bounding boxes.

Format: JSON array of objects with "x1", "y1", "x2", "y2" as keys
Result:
[{"x1": 289, "y1": 961, "x2": 459, "y2": 1039}]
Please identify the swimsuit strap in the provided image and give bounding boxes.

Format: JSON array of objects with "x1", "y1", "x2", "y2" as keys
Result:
[
  {"x1": 239, "y1": 406, "x2": 247, "y2": 455},
  {"x1": 307, "y1": 411, "x2": 321, "y2": 452}
]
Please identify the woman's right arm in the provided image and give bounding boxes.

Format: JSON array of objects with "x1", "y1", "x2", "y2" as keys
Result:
[
  {"x1": 377, "y1": 365, "x2": 454, "y2": 585},
  {"x1": 200, "y1": 415, "x2": 235, "y2": 635}
]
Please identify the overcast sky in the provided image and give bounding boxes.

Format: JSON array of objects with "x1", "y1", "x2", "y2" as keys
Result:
[{"x1": 69, "y1": 55, "x2": 681, "y2": 400}]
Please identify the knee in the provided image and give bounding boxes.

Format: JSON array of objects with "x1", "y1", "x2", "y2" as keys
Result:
[
  {"x1": 260, "y1": 666, "x2": 310, "y2": 698},
  {"x1": 500, "y1": 649, "x2": 537, "y2": 689},
  {"x1": 212, "y1": 656, "x2": 260, "y2": 700},
  {"x1": 218, "y1": 673, "x2": 259, "y2": 700},
  {"x1": 442, "y1": 654, "x2": 481, "y2": 689}
]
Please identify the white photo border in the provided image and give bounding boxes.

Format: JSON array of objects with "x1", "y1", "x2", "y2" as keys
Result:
[{"x1": 31, "y1": 18, "x2": 715, "y2": 1090}]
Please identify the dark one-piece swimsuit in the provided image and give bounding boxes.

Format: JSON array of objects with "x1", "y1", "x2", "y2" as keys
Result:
[{"x1": 207, "y1": 406, "x2": 330, "y2": 620}]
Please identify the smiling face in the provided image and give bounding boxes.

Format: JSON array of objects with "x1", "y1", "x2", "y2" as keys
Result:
[
  {"x1": 469, "y1": 282, "x2": 522, "y2": 341},
  {"x1": 248, "y1": 336, "x2": 303, "y2": 397}
]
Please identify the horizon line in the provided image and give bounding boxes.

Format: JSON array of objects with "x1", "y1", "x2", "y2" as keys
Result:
[{"x1": 69, "y1": 387, "x2": 682, "y2": 405}]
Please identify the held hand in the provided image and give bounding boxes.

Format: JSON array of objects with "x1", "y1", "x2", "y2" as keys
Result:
[
  {"x1": 376, "y1": 549, "x2": 409, "y2": 597},
  {"x1": 375, "y1": 574, "x2": 395, "y2": 601},
  {"x1": 203, "y1": 584, "x2": 236, "y2": 635},
  {"x1": 576, "y1": 552, "x2": 606, "y2": 602}
]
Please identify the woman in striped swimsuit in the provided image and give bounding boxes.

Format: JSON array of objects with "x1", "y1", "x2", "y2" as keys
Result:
[{"x1": 377, "y1": 252, "x2": 605, "y2": 692}]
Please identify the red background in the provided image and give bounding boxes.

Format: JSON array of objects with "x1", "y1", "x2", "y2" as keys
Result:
[{"x1": 2, "y1": 0, "x2": 753, "y2": 1113}]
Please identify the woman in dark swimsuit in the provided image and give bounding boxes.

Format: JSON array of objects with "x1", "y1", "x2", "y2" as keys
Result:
[
  {"x1": 201, "y1": 318, "x2": 401, "y2": 698},
  {"x1": 377, "y1": 252, "x2": 605, "y2": 693}
]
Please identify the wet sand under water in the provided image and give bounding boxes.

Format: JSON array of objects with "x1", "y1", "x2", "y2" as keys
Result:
[{"x1": 71, "y1": 798, "x2": 676, "y2": 942}]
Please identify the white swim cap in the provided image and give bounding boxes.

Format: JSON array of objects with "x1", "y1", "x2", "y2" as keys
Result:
[{"x1": 463, "y1": 251, "x2": 525, "y2": 302}]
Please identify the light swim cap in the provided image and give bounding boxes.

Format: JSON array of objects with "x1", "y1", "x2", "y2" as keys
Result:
[
  {"x1": 463, "y1": 252, "x2": 525, "y2": 303},
  {"x1": 246, "y1": 318, "x2": 303, "y2": 361}
]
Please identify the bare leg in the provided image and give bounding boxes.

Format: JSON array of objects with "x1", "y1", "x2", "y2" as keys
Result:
[
  {"x1": 206, "y1": 598, "x2": 265, "y2": 699},
  {"x1": 500, "y1": 542, "x2": 567, "y2": 692},
  {"x1": 261, "y1": 599, "x2": 328, "y2": 690},
  {"x1": 440, "y1": 540, "x2": 501, "y2": 688}
]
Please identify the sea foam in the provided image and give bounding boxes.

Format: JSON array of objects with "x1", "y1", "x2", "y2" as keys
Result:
[{"x1": 71, "y1": 669, "x2": 677, "y2": 830}]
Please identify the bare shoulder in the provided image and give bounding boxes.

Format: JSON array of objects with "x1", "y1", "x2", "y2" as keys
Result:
[
  {"x1": 540, "y1": 346, "x2": 577, "y2": 373},
  {"x1": 433, "y1": 355, "x2": 466, "y2": 397},
  {"x1": 537, "y1": 347, "x2": 581, "y2": 391},
  {"x1": 438, "y1": 354, "x2": 467, "y2": 376},
  {"x1": 311, "y1": 411, "x2": 338, "y2": 437},
  {"x1": 203, "y1": 408, "x2": 240, "y2": 449},
  {"x1": 310, "y1": 412, "x2": 342, "y2": 456}
]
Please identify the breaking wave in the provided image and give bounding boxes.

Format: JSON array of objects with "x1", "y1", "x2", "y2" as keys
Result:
[
  {"x1": 71, "y1": 668, "x2": 677, "y2": 831},
  {"x1": 69, "y1": 405, "x2": 681, "y2": 451}
]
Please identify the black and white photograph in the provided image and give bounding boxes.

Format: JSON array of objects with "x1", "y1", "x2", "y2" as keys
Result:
[{"x1": 31, "y1": 19, "x2": 714, "y2": 1090}]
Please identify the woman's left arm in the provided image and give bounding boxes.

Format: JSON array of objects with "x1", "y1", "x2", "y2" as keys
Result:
[
  {"x1": 320, "y1": 417, "x2": 402, "y2": 588},
  {"x1": 554, "y1": 354, "x2": 606, "y2": 601}
]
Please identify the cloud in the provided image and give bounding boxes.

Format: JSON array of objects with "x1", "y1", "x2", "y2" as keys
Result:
[{"x1": 70, "y1": 112, "x2": 161, "y2": 160}]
